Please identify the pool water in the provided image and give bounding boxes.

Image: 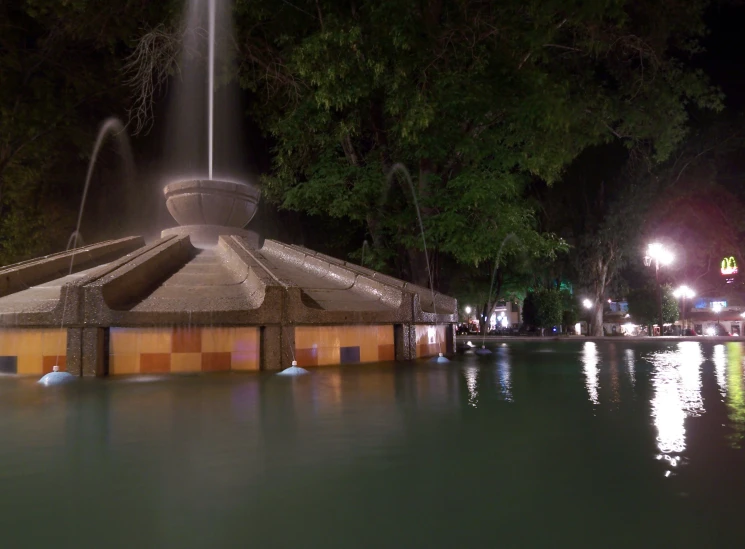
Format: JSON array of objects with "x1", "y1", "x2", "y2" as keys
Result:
[{"x1": 0, "y1": 340, "x2": 743, "y2": 548}]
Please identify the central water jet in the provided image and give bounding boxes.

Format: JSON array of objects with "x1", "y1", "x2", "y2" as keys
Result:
[{"x1": 162, "y1": 0, "x2": 260, "y2": 248}]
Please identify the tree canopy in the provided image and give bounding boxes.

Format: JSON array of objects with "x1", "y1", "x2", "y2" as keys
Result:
[{"x1": 225, "y1": 0, "x2": 722, "y2": 286}]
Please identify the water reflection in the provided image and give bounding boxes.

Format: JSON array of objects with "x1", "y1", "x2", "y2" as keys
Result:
[
  {"x1": 726, "y1": 342, "x2": 745, "y2": 448},
  {"x1": 625, "y1": 349, "x2": 635, "y2": 387},
  {"x1": 581, "y1": 342, "x2": 600, "y2": 405},
  {"x1": 496, "y1": 346, "x2": 513, "y2": 402},
  {"x1": 713, "y1": 344, "x2": 727, "y2": 398},
  {"x1": 608, "y1": 343, "x2": 620, "y2": 404},
  {"x1": 464, "y1": 366, "x2": 479, "y2": 408},
  {"x1": 649, "y1": 342, "x2": 704, "y2": 472}
]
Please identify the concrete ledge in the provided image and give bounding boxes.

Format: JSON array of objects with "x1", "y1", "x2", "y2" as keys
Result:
[{"x1": 0, "y1": 237, "x2": 144, "y2": 298}]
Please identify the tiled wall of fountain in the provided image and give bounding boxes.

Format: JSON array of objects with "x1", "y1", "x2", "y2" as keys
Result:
[
  {"x1": 0, "y1": 329, "x2": 68, "y2": 374},
  {"x1": 109, "y1": 327, "x2": 260, "y2": 374}
]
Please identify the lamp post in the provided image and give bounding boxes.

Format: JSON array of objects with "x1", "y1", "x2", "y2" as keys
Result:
[
  {"x1": 582, "y1": 299, "x2": 593, "y2": 335},
  {"x1": 644, "y1": 243, "x2": 674, "y2": 336},
  {"x1": 673, "y1": 285, "x2": 695, "y2": 334},
  {"x1": 713, "y1": 302, "x2": 722, "y2": 334}
]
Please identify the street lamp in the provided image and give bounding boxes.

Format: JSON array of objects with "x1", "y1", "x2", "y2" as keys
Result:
[
  {"x1": 582, "y1": 299, "x2": 593, "y2": 309},
  {"x1": 644, "y1": 243, "x2": 674, "y2": 336},
  {"x1": 673, "y1": 285, "x2": 695, "y2": 334}
]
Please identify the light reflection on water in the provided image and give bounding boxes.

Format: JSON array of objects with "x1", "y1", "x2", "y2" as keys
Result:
[
  {"x1": 648, "y1": 342, "x2": 705, "y2": 462},
  {"x1": 726, "y1": 342, "x2": 745, "y2": 447},
  {"x1": 581, "y1": 341, "x2": 600, "y2": 405},
  {"x1": 713, "y1": 344, "x2": 727, "y2": 398},
  {"x1": 464, "y1": 366, "x2": 479, "y2": 408},
  {"x1": 625, "y1": 348, "x2": 636, "y2": 387},
  {"x1": 496, "y1": 345, "x2": 513, "y2": 402}
]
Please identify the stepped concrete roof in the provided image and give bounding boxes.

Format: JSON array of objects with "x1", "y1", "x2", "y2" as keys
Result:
[{"x1": 0, "y1": 235, "x2": 457, "y2": 329}]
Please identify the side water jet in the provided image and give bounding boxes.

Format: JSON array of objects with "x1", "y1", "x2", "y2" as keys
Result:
[
  {"x1": 278, "y1": 321, "x2": 307, "y2": 376},
  {"x1": 66, "y1": 231, "x2": 85, "y2": 251},
  {"x1": 475, "y1": 233, "x2": 519, "y2": 356},
  {"x1": 386, "y1": 163, "x2": 449, "y2": 363},
  {"x1": 45, "y1": 117, "x2": 134, "y2": 385}
]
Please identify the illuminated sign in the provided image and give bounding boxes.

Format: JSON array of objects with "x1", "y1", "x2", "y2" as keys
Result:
[{"x1": 721, "y1": 256, "x2": 738, "y2": 276}]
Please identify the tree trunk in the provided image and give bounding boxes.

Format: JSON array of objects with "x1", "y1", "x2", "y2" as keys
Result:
[{"x1": 590, "y1": 304, "x2": 604, "y2": 336}]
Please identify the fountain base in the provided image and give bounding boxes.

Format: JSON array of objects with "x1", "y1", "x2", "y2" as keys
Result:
[{"x1": 161, "y1": 225, "x2": 260, "y2": 249}]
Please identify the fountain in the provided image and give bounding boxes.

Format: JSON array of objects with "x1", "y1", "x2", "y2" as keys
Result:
[{"x1": 0, "y1": 0, "x2": 457, "y2": 378}]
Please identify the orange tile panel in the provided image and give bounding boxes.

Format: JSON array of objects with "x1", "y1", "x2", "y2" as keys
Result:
[
  {"x1": 201, "y1": 352, "x2": 231, "y2": 372},
  {"x1": 42, "y1": 356, "x2": 66, "y2": 374},
  {"x1": 172, "y1": 327, "x2": 202, "y2": 353},
  {"x1": 295, "y1": 348, "x2": 318, "y2": 367},
  {"x1": 138, "y1": 329, "x2": 172, "y2": 354},
  {"x1": 231, "y1": 328, "x2": 258, "y2": 353},
  {"x1": 338, "y1": 326, "x2": 361, "y2": 347},
  {"x1": 110, "y1": 354, "x2": 138, "y2": 375},
  {"x1": 140, "y1": 353, "x2": 171, "y2": 373},
  {"x1": 41, "y1": 330, "x2": 67, "y2": 356},
  {"x1": 17, "y1": 354, "x2": 43, "y2": 375},
  {"x1": 378, "y1": 344, "x2": 395, "y2": 361},
  {"x1": 171, "y1": 352, "x2": 202, "y2": 373},
  {"x1": 201, "y1": 328, "x2": 235, "y2": 353},
  {"x1": 377, "y1": 325, "x2": 395, "y2": 345},
  {"x1": 317, "y1": 345, "x2": 341, "y2": 366},
  {"x1": 231, "y1": 351, "x2": 259, "y2": 371}
]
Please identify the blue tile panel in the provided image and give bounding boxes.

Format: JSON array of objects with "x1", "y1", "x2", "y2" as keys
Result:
[
  {"x1": 0, "y1": 356, "x2": 18, "y2": 374},
  {"x1": 340, "y1": 346, "x2": 361, "y2": 364}
]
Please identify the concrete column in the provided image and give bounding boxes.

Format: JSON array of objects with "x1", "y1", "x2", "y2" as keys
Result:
[
  {"x1": 394, "y1": 324, "x2": 417, "y2": 361},
  {"x1": 81, "y1": 327, "x2": 107, "y2": 377},
  {"x1": 261, "y1": 325, "x2": 296, "y2": 371},
  {"x1": 66, "y1": 328, "x2": 83, "y2": 377}
]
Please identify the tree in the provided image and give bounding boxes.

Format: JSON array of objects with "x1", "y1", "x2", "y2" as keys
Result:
[
  {"x1": 522, "y1": 288, "x2": 563, "y2": 332},
  {"x1": 627, "y1": 283, "x2": 679, "y2": 332},
  {"x1": 125, "y1": 0, "x2": 721, "y2": 288},
  {"x1": 561, "y1": 290, "x2": 579, "y2": 330},
  {"x1": 0, "y1": 0, "x2": 174, "y2": 265}
]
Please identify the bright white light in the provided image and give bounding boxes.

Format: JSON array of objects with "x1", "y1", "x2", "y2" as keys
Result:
[
  {"x1": 583, "y1": 299, "x2": 593, "y2": 309},
  {"x1": 574, "y1": 322, "x2": 582, "y2": 335},
  {"x1": 706, "y1": 327, "x2": 716, "y2": 336},
  {"x1": 501, "y1": 317, "x2": 510, "y2": 328},
  {"x1": 581, "y1": 342, "x2": 600, "y2": 405},
  {"x1": 673, "y1": 285, "x2": 695, "y2": 299},
  {"x1": 713, "y1": 303, "x2": 722, "y2": 314},
  {"x1": 647, "y1": 242, "x2": 674, "y2": 266},
  {"x1": 465, "y1": 306, "x2": 472, "y2": 314},
  {"x1": 649, "y1": 342, "x2": 705, "y2": 459}
]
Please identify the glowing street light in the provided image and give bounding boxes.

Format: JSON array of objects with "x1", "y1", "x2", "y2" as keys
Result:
[
  {"x1": 582, "y1": 299, "x2": 593, "y2": 309},
  {"x1": 465, "y1": 306, "x2": 472, "y2": 314},
  {"x1": 645, "y1": 243, "x2": 674, "y2": 267},
  {"x1": 673, "y1": 285, "x2": 695, "y2": 333},
  {"x1": 713, "y1": 302, "x2": 723, "y2": 334},
  {"x1": 644, "y1": 242, "x2": 674, "y2": 336}
]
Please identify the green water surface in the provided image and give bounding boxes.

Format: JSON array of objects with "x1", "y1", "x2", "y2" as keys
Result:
[{"x1": 0, "y1": 340, "x2": 743, "y2": 548}]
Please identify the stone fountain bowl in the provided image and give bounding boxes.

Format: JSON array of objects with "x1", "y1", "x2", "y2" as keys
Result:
[{"x1": 164, "y1": 179, "x2": 261, "y2": 228}]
